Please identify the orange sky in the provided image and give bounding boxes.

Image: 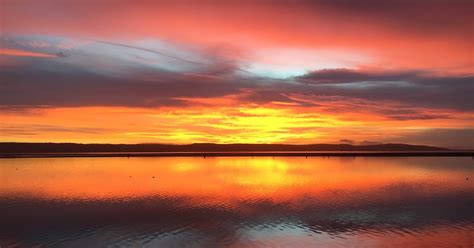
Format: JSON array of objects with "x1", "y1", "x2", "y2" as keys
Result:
[{"x1": 0, "y1": 0, "x2": 473, "y2": 148}]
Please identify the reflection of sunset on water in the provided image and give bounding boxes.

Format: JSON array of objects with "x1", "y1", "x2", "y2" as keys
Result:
[
  {"x1": 1, "y1": 157, "x2": 471, "y2": 204},
  {"x1": 1, "y1": 156, "x2": 472, "y2": 247}
]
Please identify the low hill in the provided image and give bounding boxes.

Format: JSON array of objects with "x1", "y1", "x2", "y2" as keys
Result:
[{"x1": 0, "y1": 142, "x2": 451, "y2": 153}]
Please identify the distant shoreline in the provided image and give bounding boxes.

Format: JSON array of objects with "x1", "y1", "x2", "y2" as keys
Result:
[
  {"x1": 1, "y1": 151, "x2": 472, "y2": 158},
  {"x1": 1, "y1": 142, "x2": 472, "y2": 158}
]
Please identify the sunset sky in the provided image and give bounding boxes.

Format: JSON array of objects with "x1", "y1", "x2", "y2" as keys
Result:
[{"x1": 0, "y1": 0, "x2": 473, "y2": 148}]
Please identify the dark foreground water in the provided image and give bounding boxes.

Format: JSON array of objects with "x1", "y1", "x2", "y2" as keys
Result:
[{"x1": 0, "y1": 156, "x2": 472, "y2": 247}]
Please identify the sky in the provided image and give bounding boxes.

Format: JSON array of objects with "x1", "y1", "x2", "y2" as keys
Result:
[{"x1": 0, "y1": 0, "x2": 473, "y2": 148}]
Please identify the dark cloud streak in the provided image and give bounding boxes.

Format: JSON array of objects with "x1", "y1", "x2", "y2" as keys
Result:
[
  {"x1": 1, "y1": 63, "x2": 473, "y2": 112},
  {"x1": 0, "y1": 63, "x2": 249, "y2": 108},
  {"x1": 295, "y1": 69, "x2": 474, "y2": 111}
]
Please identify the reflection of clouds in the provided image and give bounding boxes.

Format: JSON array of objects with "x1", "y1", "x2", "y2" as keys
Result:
[
  {"x1": 237, "y1": 222, "x2": 328, "y2": 247},
  {"x1": 1, "y1": 189, "x2": 472, "y2": 247}
]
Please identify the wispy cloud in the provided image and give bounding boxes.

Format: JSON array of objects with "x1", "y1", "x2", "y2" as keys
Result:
[{"x1": 0, "y1": 48, "x2": 58, "y2": 58}]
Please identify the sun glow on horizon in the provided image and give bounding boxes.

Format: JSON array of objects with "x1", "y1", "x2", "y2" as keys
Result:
[{"x1": 1, "y1": 103, "x2": 471, "y2": 147}]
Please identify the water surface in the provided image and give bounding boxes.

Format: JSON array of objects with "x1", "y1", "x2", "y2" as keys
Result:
[{"x1": 1, "y1": 156, "x2": 472, "y2": 247}]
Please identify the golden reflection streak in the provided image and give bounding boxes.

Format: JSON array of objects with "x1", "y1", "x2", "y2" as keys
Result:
[{"x1": 0, "y1": 157, "x2": 471, "y2": 204}]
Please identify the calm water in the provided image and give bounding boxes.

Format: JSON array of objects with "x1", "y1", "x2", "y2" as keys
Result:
[{"x1": 0, "y1": 156, "x2": 472, "y2": 247}]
